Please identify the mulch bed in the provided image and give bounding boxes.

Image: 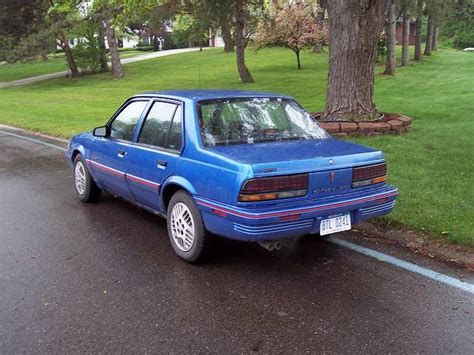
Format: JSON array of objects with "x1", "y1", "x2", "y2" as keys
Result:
[{"x1": 312, "y1": 112, "x2": 413, "y2": 137}]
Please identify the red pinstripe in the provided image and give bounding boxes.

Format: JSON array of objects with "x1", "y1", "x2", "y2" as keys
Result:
[{"x1": 196, "y1": 191, "x2": 398, "y2": 220}]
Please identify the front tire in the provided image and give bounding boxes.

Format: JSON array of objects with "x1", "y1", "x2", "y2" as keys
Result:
[
  {"x1": 167, "y1": 191, "x2": 211, "y2": 263},
  {"x1": 73, "y1": 155, "x2": 102, "y2": 203}
]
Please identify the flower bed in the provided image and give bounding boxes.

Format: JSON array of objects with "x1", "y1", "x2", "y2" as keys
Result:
[{"x1": 312, "y1": 113, "x2": 413, "y2": 137}]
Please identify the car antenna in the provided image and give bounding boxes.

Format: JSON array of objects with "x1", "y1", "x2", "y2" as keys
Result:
[{"x1": 198, "y1": 57, "x2": 202, "y2": 89}]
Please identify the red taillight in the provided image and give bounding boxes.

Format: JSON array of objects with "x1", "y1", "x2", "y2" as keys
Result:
[
  {"x1": 352, "y1": 163, "x2": 387, "y2": 188},
  {"x1": 241, "y1": 174, "x2": 308, "y2": 193},
  {"x1": 239, "y1": 174, "x2": 308, "y2": 202}
]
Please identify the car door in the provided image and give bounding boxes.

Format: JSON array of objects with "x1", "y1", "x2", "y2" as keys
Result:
[
  {"x1": 90, "y1": 99, "x2": 149, "y2": 200},
  {"x1": 124, "y1": 100, "x2": 183, "y2": 212}
]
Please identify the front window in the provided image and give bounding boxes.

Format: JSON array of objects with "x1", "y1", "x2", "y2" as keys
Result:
[
  {"x1": 110, "y1": 100, "x2": 148, "y2": 141},
  {"x1": 198, "y1": 98, "x2": 328, "y2": 146}
]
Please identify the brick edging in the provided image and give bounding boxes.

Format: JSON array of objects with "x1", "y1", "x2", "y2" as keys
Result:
[{"x1": 312, "y1": 113, "x2": 413, "y2": 137}]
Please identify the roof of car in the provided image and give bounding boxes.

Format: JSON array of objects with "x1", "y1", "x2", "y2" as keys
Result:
[{"x1": 134, "y1": 89, "x2": 293, "y2": 101}]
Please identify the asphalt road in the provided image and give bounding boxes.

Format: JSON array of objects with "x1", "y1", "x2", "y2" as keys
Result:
[{"x1": 1, "y1": 132, "x2": 473, "y2": 354}]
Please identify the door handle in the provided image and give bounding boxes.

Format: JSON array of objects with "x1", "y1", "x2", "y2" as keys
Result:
[
  {"x1": 117, "y1": 150, "x2": 127, "y2": 158},
  {"x1": 157, "y1": 160, "x2": 167, "y2": 168}
]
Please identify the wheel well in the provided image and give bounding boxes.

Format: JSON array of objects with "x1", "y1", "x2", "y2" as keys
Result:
[
  {"x1": 161, "y1": 184, "x2": 184, "y2": 212},
  {"x1": 71, "y1": 149, "x2": 81, "y2": 162}
]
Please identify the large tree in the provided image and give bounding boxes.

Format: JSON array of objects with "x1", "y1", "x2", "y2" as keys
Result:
[
  {"x1": 201, "y1": 0, "x2": 235, "y2": 52},
  {"x1": 414, "y1": 0, "x2": 423, "y2": 61},
  {"x1": 322, "y1": 0, "x2": 393, "y2": 121},
  {"x1": 92, "y1": 1, "x2": 125, "y2": 78},
  {"x1": 424, "y1": 0, "x2": 435, "y2": 55},
  {"x1": 0, "y1": 0, "x2": 50, "y2": 62},
  {"x1": 383, "y1": 2, "x2": 397, "y2": 75},
  {"x1": 47, "y1": 0, "x2": 82, "y2": 78},
  {"x1": 234, "y1": 0, "x2": 254, "y2": 83},
  {"x1": 401, "y1": 14, "x2": 410, "y2": 66}
]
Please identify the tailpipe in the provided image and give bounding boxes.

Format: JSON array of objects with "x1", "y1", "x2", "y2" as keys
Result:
[{"x1": 257, "y1": 241, "x2": 282, "y2": 251}]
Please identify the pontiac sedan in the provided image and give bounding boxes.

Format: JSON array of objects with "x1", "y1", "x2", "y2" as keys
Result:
[{"x1": 66, "y1": 90, "x2": 398, "y2": 263}]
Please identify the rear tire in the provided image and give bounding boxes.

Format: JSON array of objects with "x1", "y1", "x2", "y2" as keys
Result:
[
  {"x1": 167, "y1": 190, "x2": 211, "y2": 263},
  {"x1": 73, "y1": 155, "x2": 102, "y2": 203}
]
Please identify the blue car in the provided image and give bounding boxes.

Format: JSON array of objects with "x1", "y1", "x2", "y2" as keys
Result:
[{"x1": 66, "y1": 90, "x2": 398, "y2": 262}]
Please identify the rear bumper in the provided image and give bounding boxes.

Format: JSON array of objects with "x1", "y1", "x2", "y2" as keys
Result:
[{"x1": 196, "y1": 185, "x2": 398, "y2": 241}]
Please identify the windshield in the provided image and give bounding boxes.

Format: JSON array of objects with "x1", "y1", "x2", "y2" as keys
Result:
[{"x1": 197, "y1": 98, "x2": 329, "y2": 146}]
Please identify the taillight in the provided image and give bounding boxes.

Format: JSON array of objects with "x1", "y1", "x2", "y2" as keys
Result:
[
  {"x1": 239, "y1": 174, "x2": 308, "y2": 202},
  {"x1": 352, "y1": 163, "x2": 387, "y2": 188}
]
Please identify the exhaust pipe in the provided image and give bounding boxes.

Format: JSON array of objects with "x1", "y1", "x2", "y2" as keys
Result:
[{"x1": 257, "y1": 241, "x2": 282, "y2": 251}]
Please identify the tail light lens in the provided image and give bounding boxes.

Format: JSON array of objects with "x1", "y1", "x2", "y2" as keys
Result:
[
  {"x1": 239, "y1": 174, "x2": 308, "y2": 202},
  {"x1": 352, "y1": 163, "x2": 387, "y2": 188}
]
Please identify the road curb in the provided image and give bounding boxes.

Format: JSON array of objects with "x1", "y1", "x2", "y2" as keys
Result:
[
  {"x1": 356, "y1": 221, "x2": 474, "y2": 271},
  {"x1": 0, "y1": 124, "x2": 68, "y2": 146}
]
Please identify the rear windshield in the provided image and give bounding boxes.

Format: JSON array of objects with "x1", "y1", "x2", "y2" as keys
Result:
[{"x1": 197, "y1": 98, "x2": 329, "y2": 146}]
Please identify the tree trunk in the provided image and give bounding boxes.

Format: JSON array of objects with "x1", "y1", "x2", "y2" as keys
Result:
[
  {"x1": 97, "y1": 23, "x2": 108, "y2": 72},
  {"x1": 221, "y1": 22, "x2": 234, "y2": 52},
  {"x1": 57, "y1": 31, "x2": 80, "y2": 78},
  {"x1": 414, "y1": 0, "x2": 422, "y2": 61},
  {"x1": 153, "y1": 36, "x2": 160, "y2": 51},
  {"x1": 384, "y1": 3, "x2": 396, "y2": 75},
  {"x1": 432, "y1": 23, "x2": 438, "y2": 51},
  {"x1": 401, "y1": 14, "x2": 410, "y2": 66},
  {"x1": 314, "y1": 2, "x2": 326, "y2": 52},
  {"x1": 424, "y1": 15, "x2": 434, "y2": 56},
  {"x1": 103, "y1": 20, "x2": 124, "y2": 78},
  {"x1": 234, "y1": 0, "x2": 254, "y2": 83},
  {"x1": 295, "y1": 50, "x2": 301, "y2": 69},
  {"x1": 322, "y1": 0, "x2": 392, "y2": 121}
]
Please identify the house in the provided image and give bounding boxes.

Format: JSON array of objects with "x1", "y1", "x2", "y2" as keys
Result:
[{"x1": 395, "y1": 20, "x2": 416, "y2": 45}]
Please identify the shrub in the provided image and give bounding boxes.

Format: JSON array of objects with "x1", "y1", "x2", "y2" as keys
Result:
[
  {"x1": 73, "y1": 39, "x2": 102, "y2": 73},
  {"x1": 453, "y1": 30, "x2": 474, "y2": 49}
]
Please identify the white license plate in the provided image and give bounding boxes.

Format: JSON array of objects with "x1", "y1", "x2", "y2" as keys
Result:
[{"x1": 320, "y1": 212, "x2": 351, "y2": 236}]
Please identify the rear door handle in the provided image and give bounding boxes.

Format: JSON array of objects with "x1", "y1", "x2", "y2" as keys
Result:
[
  {"x1": 157, "y1": 160, "x2": 167, "y2": 168},
  {"x1": 117, "y1": 150, "x2": 127, "y2": 158}
]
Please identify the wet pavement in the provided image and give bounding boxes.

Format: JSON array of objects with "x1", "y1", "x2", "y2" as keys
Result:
[{"x1": 1, "y1": 132, "x2": 473, "y2": 353}]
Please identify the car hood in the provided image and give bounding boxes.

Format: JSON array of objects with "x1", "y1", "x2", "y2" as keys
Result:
[{"x1": 206, "y1": 138, "x2": 384, "y2": 175}]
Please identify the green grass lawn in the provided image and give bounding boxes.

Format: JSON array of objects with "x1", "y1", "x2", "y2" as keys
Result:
[
  {"x1": 0, "y1": 47, "x2": 472, "y2": 246},
  {"x1": 0, "y1": 49, "x2": 149, "y2": 82},
  {"x1": 0, "y1": 57, "x2": 69, "y2": 82}
]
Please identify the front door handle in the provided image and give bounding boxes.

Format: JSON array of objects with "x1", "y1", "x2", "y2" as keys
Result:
[
  {"x1": 157, "y1": 160, "x2": 167, "y2": 168},
  {"x1": 117, "y1": 150, "x2": 127, "y2": 158}
]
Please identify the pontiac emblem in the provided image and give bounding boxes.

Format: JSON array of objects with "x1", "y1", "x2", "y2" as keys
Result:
[
  {"x1": 329, "y1": 171, "x2": 336, "y2": 184},
  {"x1": 328, "y1": 159, "x2": 334, "y2": 165}
]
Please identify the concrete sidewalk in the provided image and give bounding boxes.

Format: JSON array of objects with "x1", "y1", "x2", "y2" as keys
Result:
[{"x1": 0, "y1": 47, "x2": 203, "y2": 89}]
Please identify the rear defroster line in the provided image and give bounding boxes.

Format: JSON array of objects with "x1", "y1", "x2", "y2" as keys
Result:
[
  {"x1": 327, "y1": 236, "x2": 474, "y2": 295},
  {"x1": 2, "y1": 129, "x2": 473, "y2": 295}
]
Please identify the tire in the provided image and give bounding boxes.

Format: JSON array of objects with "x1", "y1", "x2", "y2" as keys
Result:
[
  {"x1": 167, "y1": 190, "x2": 211, "y2": 263},
  {"x1": 73, "y1": 155, "x2": 102, "y2": 203}
]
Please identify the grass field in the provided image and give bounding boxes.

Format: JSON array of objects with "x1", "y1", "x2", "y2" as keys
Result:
[
  {"x1": 0, "y1": 49, "x2": 147, "y2": 82},
  {"x1": 0, "y1": 57, "x2": 68, "y2": 82},
  {"x1": 0, "y1": 47, "x2": 472, "y2": 246}
]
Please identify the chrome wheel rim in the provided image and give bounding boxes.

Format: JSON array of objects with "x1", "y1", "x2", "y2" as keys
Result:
[
  {"x1": 74, "y1": 161, "x2": 87, "y2": 195},
  {"x1": 170, "y1": 202, "x2": 195, "y2": 252}
]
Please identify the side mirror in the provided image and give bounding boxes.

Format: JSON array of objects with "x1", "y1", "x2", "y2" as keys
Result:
[{"x1": 93, "y1": 126, "x2": 108, "y2": 137}]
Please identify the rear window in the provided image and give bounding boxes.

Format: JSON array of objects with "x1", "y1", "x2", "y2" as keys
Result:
[
  {"x1": 197, "y1": 98, "x2": 328, "y2": 146},
  {"x1": 138, "y1": 102, "x2": 183, "y2": 151}
]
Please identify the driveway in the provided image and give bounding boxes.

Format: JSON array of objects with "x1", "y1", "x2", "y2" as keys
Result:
[{"x1": 0, "y1": 131, "x2": 473, "y2": 353}]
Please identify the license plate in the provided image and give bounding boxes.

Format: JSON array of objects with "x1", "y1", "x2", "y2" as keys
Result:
[{"x1": 319, "y1": 212, "x2": 351, "y2": 236}]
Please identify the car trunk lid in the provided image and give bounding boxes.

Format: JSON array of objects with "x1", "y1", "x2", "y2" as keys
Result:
[{"x1": 207, "y1": 138, "x2": 385, "y2": 199}]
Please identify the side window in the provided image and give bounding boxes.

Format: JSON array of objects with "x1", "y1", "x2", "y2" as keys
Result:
[
  {"x1": 110, "y1": 101, "x2": 148, "y2": 141},
  {"x1": 167, "y1": 106, "x2": 182, "y2": 150},
  {"x1": 138, "y1": 102, "x2": 181, "y2": 149}
]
